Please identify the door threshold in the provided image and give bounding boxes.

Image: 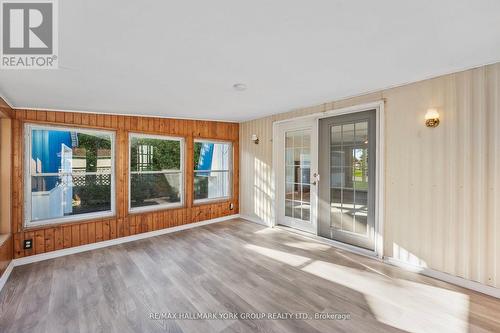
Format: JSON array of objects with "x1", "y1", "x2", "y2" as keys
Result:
[{"x1": 275, "y1": 225, "x2": 379, "y2": 260}]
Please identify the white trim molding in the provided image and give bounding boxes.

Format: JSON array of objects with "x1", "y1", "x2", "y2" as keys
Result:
[
  {"x1": 385, "y1": 257, "x2": 500, "y2": 299},
  {"x1": 0, "y1": 261, "x2": 14, "y2": 292},
  {"x1": 240, "y1": 214, "x2": 271, "y2": 227}
]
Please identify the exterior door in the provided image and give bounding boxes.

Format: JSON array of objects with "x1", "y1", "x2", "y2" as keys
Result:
[
  {"x1": 318, "y1": 110, "x2": 376, "y2": 250},
  {"x1": 275, "y1": 118, "x2": 317, "y2": 233}
]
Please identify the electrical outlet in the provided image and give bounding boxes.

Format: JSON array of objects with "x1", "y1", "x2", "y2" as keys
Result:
[
  {"x1": 229, "y1": 203, "x2": 234, "y2": 210},
  {"x1": 23, "y1": 239, "x2": 33, "y2": 250}
]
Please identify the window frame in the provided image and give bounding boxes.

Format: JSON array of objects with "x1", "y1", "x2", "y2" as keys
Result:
[
  {"x1": 193, "y1": 138, "x2": 233, "y2": 204},
  {"x1": 24, "y1": 123, "x2": 116, "y2": 228},
  {"x1": 128, "y1": 132, "x2": 185, "y2": 213}
]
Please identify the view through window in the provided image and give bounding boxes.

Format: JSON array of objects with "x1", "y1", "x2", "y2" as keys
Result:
[
  {"x1": 130, "y1": 134, "x2": 183, "y2": 210},
  {"x1": 194, "y1": 140, "x2": 232, "y2": 201},
  {"x1": 27, "y1": 125, "x2": 114, "y2": 225}
]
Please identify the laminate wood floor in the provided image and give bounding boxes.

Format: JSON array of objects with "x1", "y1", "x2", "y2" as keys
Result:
[{"x1": 1, "y1": 219, "x2": 499, "y2": 333}]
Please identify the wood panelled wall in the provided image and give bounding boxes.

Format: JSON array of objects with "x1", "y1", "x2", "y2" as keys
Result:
[
  {"x1": 11, "y1": 110, "x2": 239, "y2": 258},
  {"x1": 240, "y1": 62, "x2": 500, "y2": 289}
]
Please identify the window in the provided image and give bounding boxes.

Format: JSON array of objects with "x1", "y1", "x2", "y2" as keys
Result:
[
  {"x1": 25, "y1": 124, "x2": 115, "y2": 226},
  {"x1": 129, "y1": 133, "x2": 184, "y2": 212},
  {"x1": 194, "y1": 140, "x2": 232, "y2": 202}
]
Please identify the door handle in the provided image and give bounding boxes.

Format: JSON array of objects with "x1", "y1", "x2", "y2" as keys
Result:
[{"x1": 312, "y1": 173, "x2": 320, "y2": 186}]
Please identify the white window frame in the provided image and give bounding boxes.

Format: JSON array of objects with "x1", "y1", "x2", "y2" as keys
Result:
[
  {"x1": 128, "y1": 133, "x2": 185, "y2": 213},
  {"x1": 24, "y1": 123, "x2": 116, "y2": 227},
  {"x1": 193, "y1": 139, "x2": 233, "y2": 204}
]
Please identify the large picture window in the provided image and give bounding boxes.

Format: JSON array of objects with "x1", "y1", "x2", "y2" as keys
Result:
[
  {"x1": 194, "y1": 140, "x2": 232, "y2": 202},
  {"x1": 129, "y1": 133, "x2": 184, "y2": 212},
  {"x1": 25, "y1": 124, "x2": 115, "y2": 226}
]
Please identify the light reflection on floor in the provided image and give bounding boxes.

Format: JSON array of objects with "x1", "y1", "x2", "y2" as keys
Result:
[{"x1": 245, "y1": 241, "x2": 469, "y2": 333}]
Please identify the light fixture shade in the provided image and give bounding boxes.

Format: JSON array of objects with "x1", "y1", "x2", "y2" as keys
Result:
[
  {"x1": 425, "y1": 108, "x2": 440, "y2": 127},
  {"x1": 425, "y1": 108, "x2": 439, "y2": 120},
  {"x1": 251, "y1": 134, "x2": 259, "y2": 144}
]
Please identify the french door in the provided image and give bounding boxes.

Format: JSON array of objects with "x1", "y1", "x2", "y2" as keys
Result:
[
  {"x1": 275, "y1": 108, "x2": 377, "y2": 251},
  {"x1": 275, "y1": 118, "x2": 318, "y2": 233},
  {"x1": 318, "y1": 110, "x2": 376, "y2": 250}
]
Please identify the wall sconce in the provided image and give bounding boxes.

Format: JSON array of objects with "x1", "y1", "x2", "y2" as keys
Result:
[
  {"x1": 425, "y1": 108, "x2": 440, "y2": 128},
  {"x1": 251, "y1": 134, "x2": 259, "y2": 144}
]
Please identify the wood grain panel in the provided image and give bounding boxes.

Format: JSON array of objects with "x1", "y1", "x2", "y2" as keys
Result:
[
  {"x1": 0, "y1": 98, "x2": 13, "y2": 274},
  {"x1": 0, "y1": 235, "x2": 12, "y2": 277},
  {"x1": 11, "y1": 110, "x2": 239, "y2": 258},
  {"x1": 0, "y1": 97, "x2": 14, "y2": 119}
]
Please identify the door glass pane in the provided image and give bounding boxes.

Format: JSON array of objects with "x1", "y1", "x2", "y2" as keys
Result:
[
  {"x1": 302, "y1": 185, "x2": 310, "y2": 203},
  {"x1": 329, "y1": 121, "x2": 370, "y2": 235},
  {"x1": 331, "y1": 188, "x2": 342, "y2": 229},
  {"x1": 285, "y1": 200, "x2": 293, "y2": 217},
  {"x1": 301, "y1": 148, "x2": 311, "y2": 165},
  {"x1": 342, "y1": 210, "x2": 355, "y2": 232},
  {"x1": 293, "y1": 183, "x2": 300, "y2": 202},
  {"x1": 331, "y1": 125, "x2": 342, "y2": 146},
  {"x1": 285, "y1": 166, "x2": 294, "y2": 182},
  {"x1": 354, "y1": 211, "x2": 367, "y2": 235},
  {"x1": 354, "y1": 122, "x2": 368, "y2": 142},
  {"x1": 293, "y1": 201, "x2": 302, "y2": 219},
  {"x1": 342, "y1": 123, "x2": 355, "y2": 146},
  {"x1": 284, "y1": 129, "x2": 311, "y2": 222},
  {"x1": 285, "y1": 182, "x2": 294, "y2": 200},
  {"x1": 285, "y1": 148, "x2": 294, "y2": 165},
  {"x1": 302, "y1": 204, "x2": 310, "y2": 221}
]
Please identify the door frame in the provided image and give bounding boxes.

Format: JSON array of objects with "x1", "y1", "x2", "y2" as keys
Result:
[{"x1": 272, "y1": 100, "x2": 385, "y2": 258}]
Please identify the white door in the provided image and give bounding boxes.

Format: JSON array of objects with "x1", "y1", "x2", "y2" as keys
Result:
[{"x1": 275, "y1": 118, "x2": 318, "y2": 233}]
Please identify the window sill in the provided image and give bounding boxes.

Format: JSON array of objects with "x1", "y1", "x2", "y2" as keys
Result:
[
  {"x1": 193, "y1": 197, "x2": 232, "y2": 206},
  {"x1": 23, "y1": 212, "x2": 115, "y2": 230},
  {"x1": 128, "y1": 202, "x2": 184, "y2": 215}
]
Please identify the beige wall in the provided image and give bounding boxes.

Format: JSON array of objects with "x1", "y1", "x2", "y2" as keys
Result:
[
  {"x1": 0, "y1": 118, "x2": 11, "y2": 235},
  {"x1": 240, "y1": 62, "x2": 500, "y2": 289}
]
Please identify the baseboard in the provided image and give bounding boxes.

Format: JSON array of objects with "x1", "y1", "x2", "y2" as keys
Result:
[
  {"x1": 0, "y1": 261, "x2": 14, "y2": 292},
  {"x1": 385, "y1": 256, "x2": 500, "y2": 299},
  {"x1": 239, "y1": 214, "x2": 270, "y2": 227},
  {"x1": 12, "y1": 214, "x2": 240, "y2": 267}
]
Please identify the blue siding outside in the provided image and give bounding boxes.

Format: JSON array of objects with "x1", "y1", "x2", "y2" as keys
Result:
[
  {"x1": 195, "y1": 143, "x2": 214, "y2": 176},
  {"x1": 31, "y1": 129, "x2": 72, "y2": 190}
]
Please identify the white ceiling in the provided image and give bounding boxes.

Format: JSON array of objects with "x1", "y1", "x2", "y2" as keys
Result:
[{"x1": 1, "y1": 0, "x2": 500, "y2": 122}]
